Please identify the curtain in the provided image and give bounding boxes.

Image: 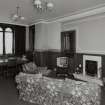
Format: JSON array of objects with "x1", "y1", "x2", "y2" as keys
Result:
[
  {"x1": 29, "y1": 25, "x2": 35, "y2": 51},
  {"x1": 15, "y1": 25, "x2": 26, "y2": 56}
]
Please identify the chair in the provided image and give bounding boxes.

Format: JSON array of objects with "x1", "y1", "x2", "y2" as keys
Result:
[{"x1": 6, "y1": 60, "x2": 17, "y2": 78}]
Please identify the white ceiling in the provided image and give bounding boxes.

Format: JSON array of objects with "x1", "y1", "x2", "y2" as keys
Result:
[{"x1": 0, "y1": 0, "x2": 105, "y2": 26}]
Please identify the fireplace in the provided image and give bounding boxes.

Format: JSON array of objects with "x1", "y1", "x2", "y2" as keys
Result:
[
  {"x1": 74, "y1": 55, "x2": 103, "y2": 85},
  {"x1": 83, "y1": 55, "x2": 102, "y2": 79},
  {"x1": 86, "y1": 60, "x2": 97, "y2": 77}
]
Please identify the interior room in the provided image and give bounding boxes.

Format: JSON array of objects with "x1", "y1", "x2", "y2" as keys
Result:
[{"x1": 0, "y1": 0, "x2": 105, "y2": 105}]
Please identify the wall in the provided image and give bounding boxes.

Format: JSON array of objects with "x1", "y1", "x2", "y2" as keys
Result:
[
  {"x1": 34, "y1": 14, "x2": 105, "y2": 54},
  {"x1": 33, "y1": 22, "x2": 61, "y2": 68},
  {"x1": 35, "y1": 22, "x2": 61, "y2": 50},
  {"x1": 28, "y1": 14, "x2": 105, "y2": 76},
  {"x1": 47, "y1": 22, "x2": 61, "y2": 50},
  {"x1": 35, "y1": 23, "x2": 48, "y2": 50},
  {"x1": 61, "y1": 14, "x2": 105, "y2": 76},
  {"x1": 62, "y1": 14, "x2": 105, "y2": 54}
]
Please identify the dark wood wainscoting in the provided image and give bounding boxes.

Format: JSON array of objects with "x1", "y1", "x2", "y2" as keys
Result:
[
  {"x1": 26, "y1": 51, "x2": 105, "y2": 77},
  {"x1": 33, "y1": 50, "x2": 61, "y2": 69},
  {"x1": 46, "y1": 51, "x2": 62, "y2": 69},
  {"x1": 32, "y1": 50, "x2": 75, "y2": 73},
  {"x1": 34, "y1": 51, "x2": 48, "y2": 67}
]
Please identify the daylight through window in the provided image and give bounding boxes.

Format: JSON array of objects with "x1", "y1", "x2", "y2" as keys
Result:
[
  {"x1": 0, "y1": 27, "x2": 14, "y2": 55},
  {"x1": 5, "y1": 28, "x2": 13, "y2": 54},
  {"x1": 0, "y1": 27, "x2": 3, "y2": 55}
]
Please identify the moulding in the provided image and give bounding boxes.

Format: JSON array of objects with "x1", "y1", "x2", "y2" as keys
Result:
[
  {"x1": 47, "y1": 49, "x2": 61, "y2": 52},
  {"x1": 76, "y1": 52, "x2": 105, "y2": 56},
  {"x1": 0, "y1": 22, "x2": 28, "y2": 27},
  {"x1": 62, "y1": 13, "x2": 105, "y2": 26},
  {"x1": 76, "y1": 50, "x2": 105, "y2": 55},
  {"x1": 55, "y1": 6, "x2": 105, "y2": 23},
  {"x1": 34, "y1": 49, "x2": 61, "y2": 52},
  {"x1": 29, "y1": 19, "x2": 48, "y2": 26},
  {"x1": 32, "y1": 4, "x2": 105, "y2": 25}
]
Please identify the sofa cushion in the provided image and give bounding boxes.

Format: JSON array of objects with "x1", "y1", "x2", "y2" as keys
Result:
[
  {"x1": 22, "y1": 62, "x2": 38, "y2": 74},
  {"x1": 22, "y1": 62, "x2": 50, "y2": 75}
]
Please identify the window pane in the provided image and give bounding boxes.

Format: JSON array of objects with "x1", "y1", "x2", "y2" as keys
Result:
[
  {"x1": 5, "y1": 32, "x2": 13, "y2": 54},
  {"x1": 5, "y1": 28, "x2": 12, "y2": 32},
  {"x1": 0, "y1": 32, "x2": 3, "y2": 54},
  {"x1": 0, "y1": 27, "x2": 3, "y2": 31}
]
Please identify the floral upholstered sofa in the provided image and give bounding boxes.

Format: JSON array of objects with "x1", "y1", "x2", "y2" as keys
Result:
[{"x1": 16, "y1": 71, "x2": 101, "y2": 105}]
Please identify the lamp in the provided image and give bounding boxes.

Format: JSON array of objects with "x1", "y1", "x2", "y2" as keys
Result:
[
  {"x1": 11, "y1": 6, "x2": 25, "y2": 21},
  {"x1": 33, "y1": 0, "x2": 54, "y2": 11}
]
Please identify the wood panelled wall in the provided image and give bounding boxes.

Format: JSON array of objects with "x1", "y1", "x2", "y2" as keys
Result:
[
  {"x1": 34, "y1": 51, "x2": 62, "y2": 69},
  {"x1": 26, "y1": 50, "x2": 75, "y2": 73},
  {"x1": 25, "y1": 50, "x2": 61, "y2": 68},
  {"x1": 26, "y1": 51, "x2": 105, "y2": 77}
]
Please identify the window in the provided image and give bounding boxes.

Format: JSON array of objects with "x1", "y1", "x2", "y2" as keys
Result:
[
  {"x1": 0, "y1": 27, "x2": 14, "y2": 55},
  {"x1": 5, "y1": 28, "x2": 13, "y2": 54},
  {"x1": 0, "y1": 27, "x2": 3, "y2": 55}
]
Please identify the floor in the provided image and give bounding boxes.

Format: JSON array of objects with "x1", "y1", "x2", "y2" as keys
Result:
[
  {"x1": 0, "y1": 77, "x2": 105, "y2": 105},
  {"x1": 0, "y1": 78, "x2": 36, "y2": 105},
  {"x1": 100, "y1": 86, "x2": 105, "y2": 105}
]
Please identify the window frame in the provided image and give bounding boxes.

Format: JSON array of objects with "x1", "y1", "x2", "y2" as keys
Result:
[
  {"x1": 0, "y1": 27, "x2": 3, "y2": 55},
  {"x1": 0, "y1": 27, "x2": 15, "y2": 56}
]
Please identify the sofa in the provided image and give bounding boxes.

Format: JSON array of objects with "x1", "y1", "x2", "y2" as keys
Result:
[{"x1": 16, "y1": 72, "x2": 101, "y2": 105}]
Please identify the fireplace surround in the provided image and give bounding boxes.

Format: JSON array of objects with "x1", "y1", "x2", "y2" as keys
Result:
[
  {"x1": 85, "y1": 60, "x2": 97, "y2": 77},
  {"x1": 74, "y1": 55, "x2": 103, "y2": 86},
  {"x1": 83, "y1": 55, "x2": 102, "y2": 79}
]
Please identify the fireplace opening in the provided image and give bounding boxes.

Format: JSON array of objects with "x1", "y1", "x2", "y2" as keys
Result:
[{"x1": 85, "y1": 60, "x2": 97, "y2": 77}]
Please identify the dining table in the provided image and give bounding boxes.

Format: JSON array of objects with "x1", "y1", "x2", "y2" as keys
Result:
[{"x1": 0, "y1": 57, "x2": 29, "y2": 78}]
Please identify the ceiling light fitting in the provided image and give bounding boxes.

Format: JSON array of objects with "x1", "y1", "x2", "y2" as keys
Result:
[
  {"x1": 11, "y1": 6, "x2": 25, "y2": 21},
  {"x1": 33, "y1": 0, "x2": 54, "y2": 11}
]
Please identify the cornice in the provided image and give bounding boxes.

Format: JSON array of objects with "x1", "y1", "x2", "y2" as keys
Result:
[
  {"x1": 31, "y1": 5, "x2": 105, "y2": 25},
  {"x1": 0, "y1": 22, "x2": 28, "y2": 27},
  {"x1": 56, "y1": 5, "x2": 105, "y2": 23}
]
